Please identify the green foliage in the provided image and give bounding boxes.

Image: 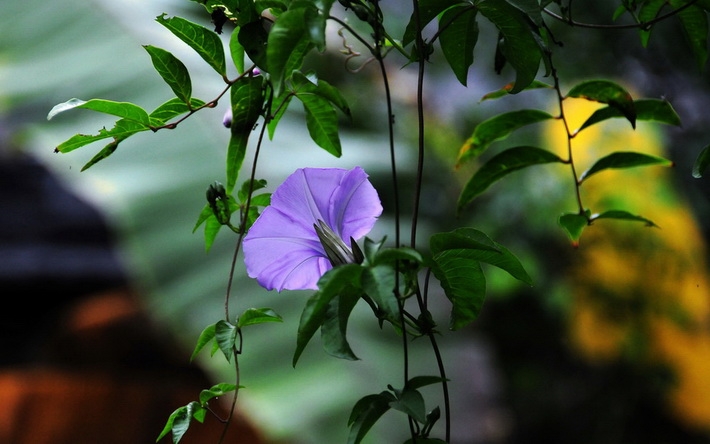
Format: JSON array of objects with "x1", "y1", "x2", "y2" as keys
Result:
[
  {"x1": 458, "y1": 146, "x2": 565, "y2": 212},
  {"x1": 430, "y1": 228, "x2": 532, "y2": 329},
  {"x1": 347, "y1": 377, "x2": 445, "y2": 444},
  {"x1": 456, "y1": 110, "x2": 554, "y2": 166},
  {"x1": 46, "y1": 0, "x2": 710, "y2": 443},
  {"x1": 692, "y1": 144, "x2": 710, "y2": 178}
]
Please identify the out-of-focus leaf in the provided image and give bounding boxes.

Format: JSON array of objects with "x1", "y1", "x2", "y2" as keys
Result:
[
  {"x1": 439, "y1": 5, "x2": 478, "y2": 86},
  {"x1": 480, "y1": 80, "x2": 553, "y2": 101},
  {"x1": 579, "y1": 151, "x2": 673, "y2": 182},
  {"x1": 559, "y1": 210, "x2": 590, "y2": 244},
  {"x1": 478, "y1": 0, "x2": 544, "y2": 93},
  {"x1": 347, "y1": 392, "x2": 395, "y2": 444},
  {"x1": 458, "y1": 146, "x2": 564, "y2": 211},
  {"x1": 156, "y1": 13, "x2": 227, "y2": 77},
  {"x1": 402, "y1": 0, "x2": 460, "y2": 46},
  {"x1": 590, "y1": 210, "x2": 658, "y2": 227},
  {"x1": 692, "y1": 144, "x2": 710, "y2": 178},
  {"x1": 567, "y1": 80, "x2": 636, "y2": 128},
  {"x1": 456, "y1": 109, "x2": 553, "y2": 167},
  {"x1": 143, "y1": 45, "x2": 192, "y2": 104},
  {"x1": 48, "y1": 98, "x2": 151, "y2": 126},
  {"x1": 576, "y1": 99, "x2": 681, "y2": 133},
  {"x1": 671, "y1": 0, "x2": 709, "y2": 71}
]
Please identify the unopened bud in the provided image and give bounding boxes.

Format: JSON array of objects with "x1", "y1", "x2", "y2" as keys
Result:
[{"x1": 223, "y1": 108, "x2": 232, "y2": 128}]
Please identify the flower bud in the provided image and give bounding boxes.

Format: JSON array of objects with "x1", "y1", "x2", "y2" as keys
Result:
[{"x1": 222, "y1": 108, "x2": 232, "y2": 128}]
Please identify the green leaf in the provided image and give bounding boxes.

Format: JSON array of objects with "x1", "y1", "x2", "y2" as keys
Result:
[
  {"x1": 579, "y1": 151, "x2": 673, "y2": 182},
  {"x1": 477, "y1": 0, "x2": 544, "y2": 93},
  {"x1": 430, "y1": 249, "x2": 487, "y2": 330},
  {"x1": 480, "y1": 80, "x2": 553, "y2": 101},
  {"x1": 48, "y1": 98, "x2": 151, "y2": 126},
  {"x1": 227, "y1": 76, "x2": 265, "y2": 192},
  {"x1": 456, "y1": 110, "x2": 554, "y2": 166},
  {"x1": 321, "y1": 286, "x2": 361, "y2": 360},
  {"x1": 267, "y1": 90, "x2": 293, "y2": 139},
  {"x1": 406, "y1": 376, "x2": 447, "y2": 390},
  {"x1": 202, "y1": 216, "x2": 223, "y2": 252},
  {"x1": 671, "y1": 0, "x2": 709, "y2": 71},
  {"x1": 267, "y1": 6, "x2": 314, "y2": 95},
  {"x1": 229, "y1": 25, "x2": 246, "y2": 74},
  {"x1": 215, "y1": 319, "x2": 238, "y2": 362},
  {"x1": 559, "y1": 210, "x2": 590, "y2": 244},
  {"x1": 457, "y1": 146, "x2": 564, "y2": 211},
  {"x1": 53, "y1": 117, "x2": 150, "y2": 155},
  {"x1": 389, "y1": 387, "x2": 427, "y2": 424},
  {"x1": 692, "y1": 144, "x2": 710, "y2": 178},
  {"x1": 237, "y1": 307, "x2": 283, "y2": 327},
  {"x1": 431, "y1": 228, "x2": 532, "y2": 284},
  {"x1": 300, "y1": 93, "x2": 342, "y2": 157},
  {"x1": 638, "y1": 0, "x2": 666, "y2": 47},
  {"x1": 239, "y1": 21, "x2": 270, "y2": 72},
  {"x1": 150, "y1": 97, "x2": 206, "y2": 124},
  {"x1": 576, "y1": 99, "x2": 682, "y2": 133},
  {"x1": 567, "y1": 80, "x2": 636, "y2": 128},
  {"x1": 143, "y1": 45, "x2": 192, "y2": 104},
  {"x1": 403, "y1": 0, "x2": 461, "y2": 46},
  {"x1": 190, "y1": 323, "x2": 217, "y2": 361},
  {"x1": 347, "y1": 392, "x2": 395, "y2": 444},
  {"x1": 590, "y1": 210, "x2": 658, "y2": 227},
  {"x1": 80, "y1": 140, "x2": 119, "y2": 171},
  {"x1": 430, "y1": 227, "x2": 499, "y2": 254},
  {"x1": 439, "y1": 6, "x2": 478, "y2": 86},
  {"x1": 291, "y1": 72, "x2": 351, "y2": 116},
  {"x1": 199, "y1": 383, "x2": 238, "y2": 405},
  {"x1": 156, "y1": 14, "x2": 227, "y2": 77},
  {"x1": 369, "y1": 247, "x2": 424, "y2": 268},
  {"x1": 157, "y1": 402, "x2": 205, "y2": 444},
  {"x1": 361, "y1": 264, "x2": 399, "y2": 323},
  {"x1": 293, "y1": 264, "x2": 362, "y2": 366}
]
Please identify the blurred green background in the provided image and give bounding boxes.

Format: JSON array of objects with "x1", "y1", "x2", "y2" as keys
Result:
[{"x1": 3, "y1": 1, "x2": 710, "y2": 443}]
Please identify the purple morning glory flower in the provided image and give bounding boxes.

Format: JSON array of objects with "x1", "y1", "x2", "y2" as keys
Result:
[{"x1": 243, "y1": 166, "x2": 383, "y2": 292}]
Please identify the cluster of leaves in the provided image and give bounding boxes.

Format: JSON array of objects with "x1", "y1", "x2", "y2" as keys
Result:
[
  {"x1": 47, "y1": 0, "x2": 710, "y2": 443},
  {"x1": 293, "y1": 230, "x2": 529, "y2": 443},
  {"x1": 458, "y1": 79, "x2": 680, "y2": 243}
]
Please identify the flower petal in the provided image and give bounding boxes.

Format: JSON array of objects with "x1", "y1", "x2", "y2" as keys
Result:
[
  {"x1": 243, "y1": 166, "x2": 382, "y2": 292},
  {"x1": 327, "y1": 166, "x2": 383, "y2": 241}
]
